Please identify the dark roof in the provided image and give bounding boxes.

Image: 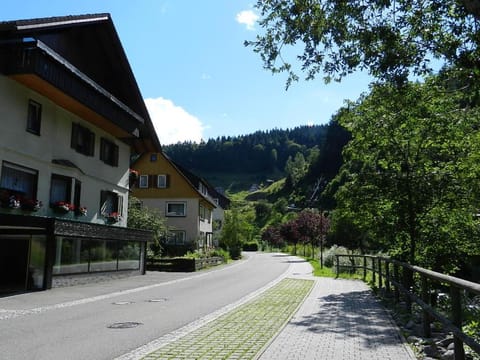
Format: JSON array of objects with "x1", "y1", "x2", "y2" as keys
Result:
[
  {"x1": 169, "y1": 159, "x2": 230, "y2": 209},
  {"x1": 0, "y1": 14, "x2": 161, "y2": 152}
]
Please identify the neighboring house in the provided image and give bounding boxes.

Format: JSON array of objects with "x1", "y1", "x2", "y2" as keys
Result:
[
  {"x1": 0, "y1": 14, "x2": 161, "y2": 293},
  {"x1": 131, "y1": 152, "x2": 217, "y2": 255},
  {"x1": 204, "y1": 184, "x2": 230, "y2": 246}
]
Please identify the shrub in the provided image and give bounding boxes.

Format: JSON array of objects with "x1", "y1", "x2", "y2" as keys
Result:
[
  {"x1": 323, "y1": 245, "x2": 350, "y2": 268},
  {"x1": 243, "y1": 242, "x2": 258, "y2": 251},
  {"x1": 229, "y1": 246, "x2": 242, "y2": 260}
]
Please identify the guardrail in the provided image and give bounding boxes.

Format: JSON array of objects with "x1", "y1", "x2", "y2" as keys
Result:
[{"x1": 335, "y1": 254, "x2": 480, "y2": 360}]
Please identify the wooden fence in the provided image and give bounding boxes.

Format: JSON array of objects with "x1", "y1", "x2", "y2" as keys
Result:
[{"x1": 335, "y1": 254, "x2": 480, "y2": 360}]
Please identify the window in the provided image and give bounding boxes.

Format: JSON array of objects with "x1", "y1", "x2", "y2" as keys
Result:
[
  {"x1": 199, "y1": 182, "x2": 208, "y2": 196},
  {"x1": 71, "y1": 123, "x2": 95, "y2": 156},
  {"x1": 138, "y1": 175, "x2": 148, "y2": 188},
  {"x1": 0, "y1": 162, "x2": 38, "y2": 199},
  {"x1": 26, "y1": 99, "x2": 41, "y2": 135},
  {"x1": 166, "y1": 202, "x2": 186, "y2": 217},
  {"x1": 150, "y1": 153, "x2": 158, "y2": 162},
  {"x1": 100, "y1": 138, "x2": 119, "y2": 166},
  {"x1": 157, "y1": 174, "x2": 168, "y2": 188},
  {"x1": 167, "y1": 230, "x2": 186, "y2": 245},
  {"x1": 100, "y1": 190, "x2": 122, "y2": 217},
  {"x1": 50, "y1": 174, "x2": 72, "y2": 205}
]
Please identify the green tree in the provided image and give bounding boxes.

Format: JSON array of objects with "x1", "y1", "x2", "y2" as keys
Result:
[
  {"x1": 220, "y1": 207, "x2": 252, "y2": 259},
  {"x1": 246, "y1": 0, "x2": 480, "y2": 87},
  {"x1": 127, "y1": 196, "x2": 168, "y2": 256},
  {"x1": 331, "y1": 78, "x2": 480, "y2": 272},
  {"x1": 284, "y1": 152, "x2": 308, "y2": 187}
]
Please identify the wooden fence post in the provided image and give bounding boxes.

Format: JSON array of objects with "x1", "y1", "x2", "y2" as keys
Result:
[
  {"x1": 371, "y1": 257, "x2": 376, "y2": 285},
  {"x1": 451, "y1": 286, "x2": 465, "y2": 360},
  {"x1": 385, "y1": 259, "x2": 391, "y2": 294},
  {"x1": 393, "y1": 263, "x2": 400, "y2": 303},
  {"x1": 335, "y1": 255, "x2": 339, "y2": 278},
  {"x1": 363, "y1": 256, "x2": 367, "y2": 281},
  {"x1": 378, "y1": 259, "x2": 383, "y2": 290}
]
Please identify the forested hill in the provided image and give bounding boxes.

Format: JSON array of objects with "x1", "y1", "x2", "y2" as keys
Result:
[{"x1": 163, "y1": 125, "x2": 328, "y2": 176}]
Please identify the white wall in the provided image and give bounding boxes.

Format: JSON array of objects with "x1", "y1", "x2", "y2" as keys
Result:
[
  {"x1": 141, "y1": 197, "x2": 204, "y2": 243},
  {"x1": 0, "y1": 75, "x2": 130, "y2": 226}
]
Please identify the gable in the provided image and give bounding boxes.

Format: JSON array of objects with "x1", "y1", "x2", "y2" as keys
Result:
[
  {"x1": 0, "y1": 14, "x2": 160, "y2": 153},
  {"x1": 132, "y1": 152, "x2": 200, "y2": 198}
]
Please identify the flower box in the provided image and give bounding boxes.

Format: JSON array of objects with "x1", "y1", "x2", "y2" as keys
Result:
[
  {"x1": 21, "y1": 198, "x2": 42, "y2": 212},
  {"x1": 52, "y1": 201, "x2": 75, "y2": 214},
  {"x1": 105, "y1": 212, "x2": 121, "y2": 224}
]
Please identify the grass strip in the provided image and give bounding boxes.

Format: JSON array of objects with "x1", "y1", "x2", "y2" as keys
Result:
[{"x1": 142, "y1": 278, "x2": 313, "y2": 360}]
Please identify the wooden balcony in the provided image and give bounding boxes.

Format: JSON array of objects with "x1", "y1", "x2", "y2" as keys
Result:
[{"x1": 0, "y1": 40, "x2": 145, "y2": 142}]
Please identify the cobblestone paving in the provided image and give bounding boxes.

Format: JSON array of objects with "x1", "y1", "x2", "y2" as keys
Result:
[{"x1": 141, "y1": 278, "x2": 314, "y2": 360}]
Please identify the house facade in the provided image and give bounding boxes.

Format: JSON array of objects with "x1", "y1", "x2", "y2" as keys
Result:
[
  {"x1": 132, "y1": 152, "x2": 216, "y2": 255},
  {"x1": 0, "y1": 14, "x2": 161, "y2": 294}
]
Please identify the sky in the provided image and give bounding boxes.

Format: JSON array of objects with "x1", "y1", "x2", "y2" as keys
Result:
[{"x1": 2, "y1": 1, "x2": 372, "y2": 145}]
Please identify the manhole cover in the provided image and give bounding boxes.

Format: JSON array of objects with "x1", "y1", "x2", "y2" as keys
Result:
[
  {"x1": 147, "y1": 298, "x2": 167, "y2": 303},
  {"x1": 107, "y1": 322, "x2": 143, "y2": 329},
  {"x1": 112, "y1": 301, "x2": 134, "y2": 305}
]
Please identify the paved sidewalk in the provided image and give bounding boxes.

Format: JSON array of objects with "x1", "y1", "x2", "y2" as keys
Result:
[
  {"x1": 119, "y1": 257, "x2": 416, "y2": 360},
  {"x1": 258, "y1": 276, "x2": 416, "y2": 360}
]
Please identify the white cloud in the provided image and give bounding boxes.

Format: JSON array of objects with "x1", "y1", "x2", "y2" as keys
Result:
[
  {"x1": 235, "y1": 10, "x2": 259, "y2": 31},
  {"x1": 145, "y1": 97, "x2": 204, "y2": 145}
]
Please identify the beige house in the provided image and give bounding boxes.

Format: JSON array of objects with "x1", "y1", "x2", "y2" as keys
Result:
[{"x1": 132, "y1": 152, "x2": 217, "y2": 255}]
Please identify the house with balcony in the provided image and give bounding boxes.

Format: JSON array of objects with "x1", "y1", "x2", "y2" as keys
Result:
[
  {"x1": 131, "y1": 152, "x2": 217, "y2": 256},
  {"x1": 0, "y1": 14, "x2": 161, "y2": 294}
]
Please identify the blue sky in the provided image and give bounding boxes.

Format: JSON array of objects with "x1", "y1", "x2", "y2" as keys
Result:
[{"x1": 2, "y1": 1, "x2": 372, "y2": 145}]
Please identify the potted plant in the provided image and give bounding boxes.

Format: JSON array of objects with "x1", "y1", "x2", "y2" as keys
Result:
[
  {"x1": 105, "y1": 212, "x2": 121, "y2": 224},
  {"x1": 8, "y1": 195, "x2": 20, "y2": 209},
  {"x1": 52, "y1": 201, "x2": 74, "y2": 214},
  {"x1": 129, "y1": 169, "x2": 139, "y2": 188},
  {"x1": 21, "y1": 198, "x2": 42, "y2": 212},
  {"x1": 78, "y1": 206, "x2": 87, "y2": 216}
]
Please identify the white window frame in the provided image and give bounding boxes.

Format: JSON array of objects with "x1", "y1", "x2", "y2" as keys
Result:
[
  {"x1": 157, "y1": 174, "x2": 167, "y2": 188},
  {"x1": 166, "y1": 202, "x2": 186, "y2": 217},
  {"x1": 138, "y1": 175, "x2": 148, "y2": 188}
]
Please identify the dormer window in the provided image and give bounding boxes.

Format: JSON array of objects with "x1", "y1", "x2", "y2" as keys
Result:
[
  {"x1": 26, "y1": 99, "x2": 42, "y2": 135},
  {"x1": 71, "y1": 123, "x2": 95, "y2": 156}
]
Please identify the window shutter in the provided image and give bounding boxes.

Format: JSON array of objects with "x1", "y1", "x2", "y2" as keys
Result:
[
  {"x1": 166, "y1": 175, "x2": 170, "y2": 188},
  {"x1": 88, "y1": 130, "x2": 95, "y2": 156},
  {"x1": 113, "y1": 144, "x2": 119, "y2": 167},
  {"x1": 71, "y1": 123, "x2": 78, "y2": 150},
  {"x1": 149, "y1": 175, "x2": 155, "y2": 188},
  {"x1": 100, "y1": 138, "x2": 106, "y2": 161}
]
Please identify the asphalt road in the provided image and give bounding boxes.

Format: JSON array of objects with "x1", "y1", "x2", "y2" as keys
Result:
[{"x1": 0, "y1": 252, "x2": 291, "y2": 360}]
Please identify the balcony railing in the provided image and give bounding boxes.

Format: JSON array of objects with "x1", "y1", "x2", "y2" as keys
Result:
[{"x1": 0, "y1": 40, "x2": 143, "y2": 138}]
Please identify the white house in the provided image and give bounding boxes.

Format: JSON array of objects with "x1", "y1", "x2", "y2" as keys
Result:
[{"x1": 0, "y1": 14, "x2": 161, "y2": 294}]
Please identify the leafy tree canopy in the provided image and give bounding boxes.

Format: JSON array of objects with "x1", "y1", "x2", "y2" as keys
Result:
[
  {"x1": 246, "y1": 0, "x2": 480, "y2": 87},
  {"x1": 330, "y1": 77, "x2": 480, "y2": 272}
]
